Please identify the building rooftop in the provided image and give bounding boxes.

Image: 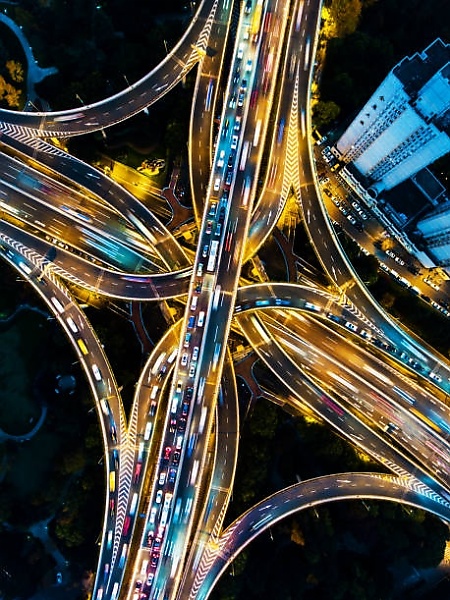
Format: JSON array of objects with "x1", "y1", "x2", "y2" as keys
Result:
[{"x1": 394, "y1": 38, "x2": 450, "y2": 97}]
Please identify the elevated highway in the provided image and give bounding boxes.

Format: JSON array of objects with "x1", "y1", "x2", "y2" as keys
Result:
[{"x1": 1, "y1": 0, "x2": 450, "y2": 599}]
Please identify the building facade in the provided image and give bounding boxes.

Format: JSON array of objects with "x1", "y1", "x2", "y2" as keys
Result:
[
  {"x1": 336, "y1": 39, "x2": 450, "y2": 195},
  {"x1": 416, "y1": 202, "x2": 450, "y2": 266}
]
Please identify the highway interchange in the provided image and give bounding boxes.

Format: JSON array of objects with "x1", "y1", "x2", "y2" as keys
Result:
[{"x1": 1, "y1": 0, "x2": 450, "y2": 599}]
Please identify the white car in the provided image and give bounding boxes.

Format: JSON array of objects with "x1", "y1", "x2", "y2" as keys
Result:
[
  {"x1": 237, "y1": 44, "x2": 244, "y2": 60},
  {"x1": 155, "y1": 490, "x2": 163, "y2": 504},
  {"x1": 213, "y1": 177, "x2": 221, "y2": 191},
  {"x1": 217, "y1": 149, "x2": 225, "y2": 168},
  {"x1": 345, "y1": 321, "x2": 358, "y2": 332},
  {"x1": 246, "y1": 59, "x2": 252, "y2": 72},
  {"x1": 231, "y1": 135, "x2": 238, "y2": 150},
  {"x1": 92, "y1": 364, "x2": 102, "y2": 381},
  {"x1": 181, "y1": 353, "x2": 188, "y2": 366}
]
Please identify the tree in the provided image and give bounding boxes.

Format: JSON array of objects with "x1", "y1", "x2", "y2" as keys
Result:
[
  {"x1": 6, "y1": 60, "x2": 24, "y2": 83},
  {"x1": 312, "y1": 99, "x2": 341, "y2": 128},
  {"x1": 329, "y1": 0, "x2": 363, "y2": 37}
]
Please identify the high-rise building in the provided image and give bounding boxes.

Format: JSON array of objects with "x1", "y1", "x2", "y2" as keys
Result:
[{"x1": 336, "y1": 39, "x2": 450, "y2": 195}]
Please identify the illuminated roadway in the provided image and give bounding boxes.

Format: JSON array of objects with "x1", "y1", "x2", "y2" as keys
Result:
[{"x1": 1, "y1": 0, "x2": 450, "y2": 599}]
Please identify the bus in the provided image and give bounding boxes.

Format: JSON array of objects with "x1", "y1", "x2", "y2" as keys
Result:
[
  {"x1": 160, "y1": 493, "x2": 173, "y2": 530},
  {"x1": 253, "y1": 119, "x2": 262, "y2": 147},
  {"x1": 100, "y1": 399, "x2": 111, "y2": 416},
  {"x1": 77, "y1": 338, "x2": 89, "y2": 355},
  {"x1": 239, "y1": 141, "x2": 250, "y2": 171},
  {"x1": 51, "y1": 296, "x2": 64, "y2": 314},
  {"x1": 251, "y1": 0, "x2": 263, "y2": 42},
  {"x1": 19, "y1": 261, "x2": 32, "y2": 275},
  {"x1": 205, "y1": 78, "x2": 214, "y2": 112},
  {"x1": 277, "y1": 118, "x2": 285, "y2": 145},
  {"x1": 123, "y1": 515, "x2": 131, "y2": 536},
  {"x1": 207, "y1": 240, "x2": 219, "y2": 272},
  {"x1": 129, "y1": 493, "x2": 138, "y2": 516},
  {"x1": 144, "y1": 421, "x2": 152, "y2": 440},
  {"x1": 199, "y1": 406, "x2": 207, "y2": 434},
  {"x1": 110, "y1": 582, "x2": 119, "y2": 600},
  {"x1": 66, "y1": 316, "x2": 78, "y2": 333},
  {"x1": 118, "y1": 545, "x2": 128, "y2": 568},
  {"x1": 109, "y1": 471, "x2": 116, "y2": 493}
]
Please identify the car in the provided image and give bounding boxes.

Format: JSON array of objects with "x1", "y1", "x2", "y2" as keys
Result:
[
  {"x1": 189, "y1": 364, "x2": 196, "y2": 378},
  {"x1": 237, "y1": 44, "x2": 244, "y2": 60},
  {"x1": 149, "y1": 507, "x2": 157, "y2": 524},
  {"x1": 182, "y1": 402, "x2": 189, "y2": 416},
  {"x1": 169, "y1": 468, "x2": 177, "y2": 483},
  {"x1": 195, "y1": 281, "x2": 202, "y2": 293},
  {"x1": 347, "y1": 214, "x2": 357, "y2": 225},
  {"x1": 245, "y1": 0, "x2": 252, "y2": 14},
  {"x1": 429, "y1": 371, "x2": 443, "y2": 383},
  {"x1": 339, "y1": 205, "x2": 348, "y2": 216},
  {"x1": 345, "y1": 321, "x2": 358, "y2": 332},
  {"x1": 332, "y1": 197, "x2": 340, "y2": 206},
  {"x1": 352, "y1": 201, "x2": 360, "y2": 210},
  {"x1": 202, "y1": 244, "x2": 209, "y2": 258},
  {"x1": 192, "y1": 346, "x2": 199, "y2": 361},
  {"x1": 181, "y1": 353, "x2": 188, "y2": 366},
  {"x1": 223, "y1": 119, "x2": 229, "y2": 136},
  {"x1": 246, "y1": 59, "x2": 252, "y2": 71},
  {"x1": 147, "y1": 573, "x2": 154, "y2": 587},
  {"x1": 240, "y1": 79, "x2": 248, "y2": 90},
  {"x1": 92, "y1": 364, "x2": 102, "y2": 382},
  {"x1": 213, "y1": 177, "x2": 221, "y2": 191},
  {"x1": 233, "y1": 67, "x2": 240, "y2": 85},
  {"x1": 155, "y1": 490, "x2": 163, "y2": 504},
  {"x1": 56, "y1": 573, "x2": 62, "y2": 585},
  {"x1": 228, "y1": 152, "x2": 235, "y2": 168},
  {"x1": 176, "y1": 380, "x2": 183, "y2": 393},
  {"x1": 231, "y1": 135, "x2": 238, "y2": 150},
  {"x1": 206, "y1": 220, "x2": 213, "y2": 234},
  {"x1": 229, "y1": 93, "x2": 237, "y2": 109},
  {"x1": 225, "y1": 170, "x2": 233, "y2": 187},
  {"x1": 164, "y1": 446, "x2": 171, "y2": 460},
  {"x1": 172, "y1": 450, "x2": 181, "y2": 465},
  {"x1": 215, "y1": 223, "x2": 222, "y2": 236},
  {"x1": 234, "y1": 116, "x2": 242, "y2": 131},
  {"x1": 188, "y1": 315, "x2": 195, "y2": 328},
  {"x1": 159, "y1": 471, "x2": 166, "y2": 485},
  {"x1": 184, "y1": 332, "x2": 191, "y2": 347},
  {"x1": 395, "y1": 256, "x2": 405, "y2": 265},
  {"x1": 237, "y1": 91, "x2": 245, "y2": 107},
  {"x1": 217, "y1": 150, "x2": 225, "y2": 169},
  {"x1": 386, "y1": 250, "x2": 396, "y2": 259},
  {"x1": 151, "y1": 556, "x2": 158, "y2": 568},
  {"x1": 169, "y1": 417, "x2": 177, "y2": 433},
  {"x1": 196, "y1": 263, "x2": 203, "y2": 277}
]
